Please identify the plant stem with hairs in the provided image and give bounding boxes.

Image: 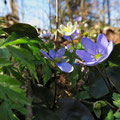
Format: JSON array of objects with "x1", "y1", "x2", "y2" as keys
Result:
[{"x1": 70, "y1": 36, "x2": 75, "y2": 51}]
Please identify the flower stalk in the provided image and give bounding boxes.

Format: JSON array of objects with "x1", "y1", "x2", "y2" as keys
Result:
[{"x1": 70, "y1": 35, "x2": 75, "y2": 50}]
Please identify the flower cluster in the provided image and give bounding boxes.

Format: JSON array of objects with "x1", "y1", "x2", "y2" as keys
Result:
[
  {"x1": 40, "y1": 21, "x2": 113, "y2": 74},
  {"x1": 57, "y1": 22, "x2": 113, "y2": 66}
]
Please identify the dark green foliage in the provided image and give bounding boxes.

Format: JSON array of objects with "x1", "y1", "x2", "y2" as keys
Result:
[
  {"x1": 0, "y1": 75, "x2": 29, "y2": 120},
  {"x1": 89, "y1": 70, "x2": 109, "y2": 99},
  {"x1": 2, "y1": 23, "x2": 38, "y2": 38},
  {"x1": 105, "y1": 110, "x2": 114, "y2": 120},
  {"x1": 69, "y1": 65, "x2": 81, "y2": 85},
  {"x1": 42, "y1": 64, "x2": 52, "y2": 85},
  {"x1": 106, "y1": 67, "x2": 120, "y2": 92}
]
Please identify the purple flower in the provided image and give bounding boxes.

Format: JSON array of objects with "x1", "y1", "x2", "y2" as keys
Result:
[
  {"x1": 64, "y1": 30, "x2": 79, "y2": 40},
  {"x1": 40, "y1": 48, "x2": 74, "y2": 73},
  {"x1": 76, "y1": 16, "x2": 82, "y2": 22},
  {"x1": 75, "y1": 34, "x2": 113, "y2": 66},
  {"x1": 39, "y1": 31, "x2": 54, "y2": 42},
  {"x1": 42, "y1": 32, "x2": 51, "y2": 38}
]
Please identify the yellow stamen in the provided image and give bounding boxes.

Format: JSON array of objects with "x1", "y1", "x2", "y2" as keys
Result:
[
  {"x1": 95, "y1": 53, "x2": 102, "y2": 60},
  {"x1": 63, "y1": 27, "x2": 71, "y2": 33}
]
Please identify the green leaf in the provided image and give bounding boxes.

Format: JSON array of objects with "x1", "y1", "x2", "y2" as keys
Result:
[
  {"x1": 114, "y1": 112, "x2": 120, "y2": 119},
  {"x1": 93, "y1": 101, "x2": 106, "y2": 119},
  {"x1": 76, "y1": 42, "x2": 84, "y2": 49},
  {"x1": 7, "y1": 45, "x2": 33, "y2": 60},
  {"x1": 0, "y1": 101, "x2": 20, "y2": 120},
  {"x1": 5, "y1": 87, "x2": 29, "y2": 105},
  {"x1": 0, "y1": 47, "x2": 12, "y2": 66},
  {"x1": 69, "y1": 65, "x2": 81, "y2": 85},
  {"x1": 1, "y1": 32, "x2": 21, "y2": 46},
  {"x1": 93, "y1": 101, "x2": 107, "y2": 110},
  {"x1": 2, "y1": 37, "x2": 41, "y2": 47},
  {"x1": 7, "y1": 67, "x2": 25, "y2": 83},
  {"x1": 77, "y1": 91, "x2": 91, "y2": 99},
  {"x1": 93, "y1": 109, "x2": 101, "y2": 118},
  {"x1": 2, "y1": 37, "x2": 29, "y2": 46},
  {"x1": 0, "y1": 75, "x2": 29, "y2": 105},
  {"x1": 106, "y1": 67, "x2": 120, "y2": 92},
  {"x1": 105, "y1": 110, "x2": 114, "y2": 120},
  {"x1": 0, "y1": 58, "x2": 12, "y2": 67},
  {"x1": 0, "y1": 72, "x2": 28, "y2": 119},
  {"x1": 7, "y1": 45, "x2": 38, "y2": 82},
  {"x1": 11, "y1": 104, "x2": 28, "y2": 115},
  {"x1": 0, "y1": 101, "x2": 13, "y2": 120},
  {"x1": 29, "y1": 45, "x2": 41, "y2": 60},
  {"x1": 0, "y1": 74, "x2": 21, "y2": 87},
  {"x1": 113, "y1": 93, "x2": 120, "y2": 101},
  {"x1": 0, "y1": 47, "x2": 10, "y2": 58},
  {"x1": 108, "y1": 44, "x2": 120, "y2": 65},
  {"x1": 2, "y1": 23, "x2": 38, "y2": 38},
  {"x1": 0, "y1": 38, "x2": 6, "y2": 46},
  {"x1": 113, "y1": 100, "x2": 120, "y2": 108},
  {"x1": 42, "y1": 64, "x2": 52, "y2": 85},
  {"x1": 47, "y1": 40, "x2": 54, "y2": 49},
  {"x1": 89, "y1": 72, "x2": 109, "y2": 98}
]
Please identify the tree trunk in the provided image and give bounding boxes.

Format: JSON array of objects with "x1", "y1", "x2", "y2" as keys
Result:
[
  {"x1": 111, "y1": 0, "x2": 117, "y2": 26},
  {"x1": 95, "y1": 0, "x2": 101, "y2": 25},
  {"x1": 80, "y1": 0, "x2": 85, "y2": 18},
  {"x1": 10, "y1": 0, "x2": 19, "y2": 21},
  {"x1": 55, "y1": 0, "x2": 59, "y2": 42},
  {"x1": 65, "y1": 0, "x2": 73, "y2": 22},
  {"x1": 80, "y1": 0, "x2": 84, "y2": 9},
  {"x1": 107, "y1": 0, "x2": 110, "y2": 25},
  {"x1": 102, "y1": 0, "x2": 106, "y2": 25},
  {"x1": 48, "y1": 0, "x2": 52, "y2": 31}
]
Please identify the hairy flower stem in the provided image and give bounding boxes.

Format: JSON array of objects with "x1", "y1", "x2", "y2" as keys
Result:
[
  {"x1": 101, "y1": 64, "x2": 113, "y2": 91},
  {"x1": 95, "y1": 66, "x2": 112, "y2": 92},
  {"x1": 70, "y1": 36, "x2": 75, "y2": 50}
]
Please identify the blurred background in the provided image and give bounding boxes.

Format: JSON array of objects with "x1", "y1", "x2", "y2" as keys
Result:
[{"x1": 0, "y1": 0, "x2": 120, "y2": 30}]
